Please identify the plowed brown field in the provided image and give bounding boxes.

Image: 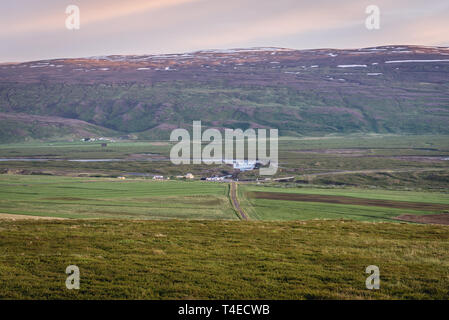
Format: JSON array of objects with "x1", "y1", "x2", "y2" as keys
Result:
[
  {"x1": 395, "y1": 213, "x2": 449, "y2": 225},
  {"x1": 249, "y1": 191, "x2": 449, "y2": 211}
]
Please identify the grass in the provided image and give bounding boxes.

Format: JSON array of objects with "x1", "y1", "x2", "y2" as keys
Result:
[
  {"x1": 1, "y1": 175, "x2": 448, "y2": 222},
  {"x1": 242, "y1": 185, "x2": 449, "y2": 204},
  {"x1": 240, "y1": 199, "x2": 431, "y2": 222},
  {"x1": 0, "y1": 135, "x2": 448, "y2": 191},
  {"x1": 0, "y1": 141, "x2": 171, "y2": 159},
  {"x1": 0, "y1": 175, "x2": 236, "y2": 220},
  {"x1": 0, "y1": 219, "x2": 448, "y2": 299},
  {"x1": 238, "y1": 185, "x2": 449, "y2": 222}
]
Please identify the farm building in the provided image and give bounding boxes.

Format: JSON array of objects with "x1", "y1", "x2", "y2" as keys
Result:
[
  {"x1": 206, "y1": 176, "x2": 225, "y2": 181},
  {"x1": 233, "y1": 160, "x2": 257, "y2": 171}
]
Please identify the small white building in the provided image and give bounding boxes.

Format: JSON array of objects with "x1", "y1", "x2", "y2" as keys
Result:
[
  {"x1": 185, "y1": 173, "x2": 194, "y2": 179},
  {"x1": 233, "y1": 160, "x2": 256, "y2": 171},
  {"x1": 153, "y1": 175, "x2": 164, "y2": 180},
  {"x1": 206, "y1": 176, "x2": 225, "y2": 181}
]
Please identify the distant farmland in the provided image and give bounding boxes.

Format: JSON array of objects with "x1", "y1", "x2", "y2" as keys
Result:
[
  {"x1": 0, "y1": 175, "x2": 236, "y2": 220},
  {"x1": 239, "y1": 185, "x2": 449, "y2": 222},
  {"x1": 1, "y1": 175, "x2": 449, "y2": 223}
]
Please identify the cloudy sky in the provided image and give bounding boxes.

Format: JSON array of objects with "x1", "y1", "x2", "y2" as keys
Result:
[{"x1": 1, "y1": 0, "x2": 448, "y2": 62}]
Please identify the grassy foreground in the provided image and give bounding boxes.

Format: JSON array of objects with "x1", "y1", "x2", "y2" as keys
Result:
[{"x1": 0, "y1": 219, "x2": 448, "y2": 299}]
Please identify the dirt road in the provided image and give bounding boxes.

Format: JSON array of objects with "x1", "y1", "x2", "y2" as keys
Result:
[{"x1": 230, "y1": 182, "x2": 248, "y2": 220}]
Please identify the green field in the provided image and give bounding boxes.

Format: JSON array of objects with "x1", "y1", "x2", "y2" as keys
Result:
[
  {"x1": 0, "y1": 219, "x2": 448, "y2": 299},
  {"x1": 238, "y1": 185, "x2": 449, "y2": 222},
  {"x1": 1, "y1": 174, "x2": 448, "y2": 222},
  {"x1": 0, "y1": 175, "x2": 236, "y2": 220},
  {"x1": 242, "y1": 185, "x2": 449, "y2": 204},
  {"x1": 1, "y1": 135, "x2": 448, "y2": 190},
  {"x1": 0, "y1": 141, "x2": 171, "y2": 159}
]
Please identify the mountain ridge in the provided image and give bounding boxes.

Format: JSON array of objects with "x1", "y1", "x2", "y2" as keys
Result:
[{"x1": 0, "y1": 45, "x2": 448, "y2": 142}]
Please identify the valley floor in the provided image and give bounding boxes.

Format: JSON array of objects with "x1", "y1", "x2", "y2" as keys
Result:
[
  {"x1": 0, "y1": 135, "x2": 448, "y2": 299},
  {"x1": 1, "y1": 175, "x2": 448, "y2": 223}
]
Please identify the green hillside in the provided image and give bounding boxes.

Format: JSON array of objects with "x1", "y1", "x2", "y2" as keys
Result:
[{"x1": 1, "y1": 46, "x2": 448, "y2": 142}]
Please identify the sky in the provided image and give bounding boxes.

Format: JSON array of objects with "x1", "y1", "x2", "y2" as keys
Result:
[{"x1": 1, "y1": 0, "x2": 448, "y2": 62}]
